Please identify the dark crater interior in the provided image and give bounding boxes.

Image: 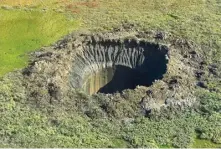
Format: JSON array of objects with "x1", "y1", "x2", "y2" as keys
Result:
[{"x1": 71, "y1": 39, "x2": 169, "y2": 94}]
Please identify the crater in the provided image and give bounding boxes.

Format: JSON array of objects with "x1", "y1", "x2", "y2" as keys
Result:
[{"x1": 71, "y1": 39, "x2": 169, "y2": 94}]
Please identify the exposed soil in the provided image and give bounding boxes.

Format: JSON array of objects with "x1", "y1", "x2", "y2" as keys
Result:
[
  {"x1": 72, "y1": 38, "x2": 168, "y2": 94},
  {"x1": 21, "y1": 27, "x2": 207, "y2": 113}
]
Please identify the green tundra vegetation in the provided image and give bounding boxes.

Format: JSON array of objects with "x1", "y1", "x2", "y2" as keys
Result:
[
  {"x1": 0, "y1": 76, "x2": 221, "y2": 147},
  {"x1": 0, "y1": 9, "x2": 79, "y2": 76},
  {"x1": 0, "y1": 0, "x2": 220, "y2": 148},
  {"x1": 0, "y1": 0, "x2": 221, "y2": 76}
]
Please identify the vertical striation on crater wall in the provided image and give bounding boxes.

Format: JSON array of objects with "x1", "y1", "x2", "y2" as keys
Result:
[
  {"x1": 21, "y1": 30, "x2": 202, "y2": 113},
  {"x1": 70, "y1": 39, "x2": 169, "y2": 94}
]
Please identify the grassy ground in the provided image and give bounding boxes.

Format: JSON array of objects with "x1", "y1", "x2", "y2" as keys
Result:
[
  {"x1": 0, "y1": 76, "x2": 220, "y2": 148},
  {"x1": 0, "y1": 0, "x2": 220, "y2": 76},
  {"x1": 0, "y1": 8, "x2": 79, "y2": 76},
  {"x1": 192, "y1": 139, "x2": 221, "y2": 148},
  {"x1": 0, "y1": 0, "x2": 57, "y2": 6},
  {"x1": 0, "y1": 0, "x2": 221, "y2": 148}
]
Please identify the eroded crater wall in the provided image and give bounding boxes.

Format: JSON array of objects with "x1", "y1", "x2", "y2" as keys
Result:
[
  {"x1": 21, "y1": 30, "x2": 203, "y2": 113},
  {"x1": 71, "y1": 39, "x2": 169, "y2": 94}
]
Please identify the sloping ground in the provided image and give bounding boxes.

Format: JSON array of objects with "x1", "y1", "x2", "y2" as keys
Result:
[
  {"x1": 0, "y1": 29, "x2": 220, "y2": 148},
  {"x1": 0, "y1": 0, "x2": 221, "y2": 148},
  {"x1": 0, "y1": 9, "x2": 79, "y2": 76},
  {"x1": 71, "y1": 39, "x2": 168, "y2": 94},
  {"x1": 0, "y1": 64, "x2": 220, "y2": 148},
  {"x1": 0, "y1": 0, "x2": 220, "y2": 75}
]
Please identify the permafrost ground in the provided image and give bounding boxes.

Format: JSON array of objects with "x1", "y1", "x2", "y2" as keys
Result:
[
  {"x1": 20, "y1": 29, "x2": 204, "y2": 112},
  {"x1": 71, "y1": 39, "x2": 168, "y2": 94},
  {"x1": 0, "y1": 28, "x2": 220, "y2": 147}
]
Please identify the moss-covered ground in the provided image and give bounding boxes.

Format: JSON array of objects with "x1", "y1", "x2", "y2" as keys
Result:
[
  {"x1": 0, "y1": 0, "x2": 221, "y2": 76},
  {"x1": 0, "y1": 76, "x2": 221, "y2": 148},
  {"x1": 0, "y1": 0, "x2": 220, "y2": 148},
  {"x1": 0, "y1": 9, "x2": 79, "y2": 76}
]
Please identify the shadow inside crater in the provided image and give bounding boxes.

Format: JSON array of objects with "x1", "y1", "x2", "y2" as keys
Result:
[
  {"x1": 72, "y1": 38, "x2": 169, "y2": 94},
  {"x1": 98, "y1": 51, "x2": 168, "y2": 94}
]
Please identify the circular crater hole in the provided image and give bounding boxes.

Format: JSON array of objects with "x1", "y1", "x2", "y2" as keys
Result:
[{"x1": 71, "y1": 39, "x2": 169, "y2": 94}]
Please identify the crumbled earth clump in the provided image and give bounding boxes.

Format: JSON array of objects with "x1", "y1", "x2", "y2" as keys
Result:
[{"x1": 19, "y1": 28, "x2": 207, "y2": 117}]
